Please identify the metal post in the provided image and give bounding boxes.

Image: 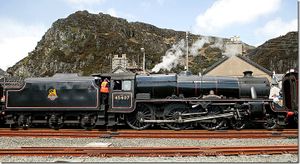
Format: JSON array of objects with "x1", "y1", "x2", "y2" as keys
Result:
[
  {"x1": 141, "y1": 48, "x2": 145, "y2": 73},
  {"x1": 186, "y1": 31, "x2": 189, "y2": 71},
  {"x1": 109, "y1": 53, "x2": 112, "y2": 72}
]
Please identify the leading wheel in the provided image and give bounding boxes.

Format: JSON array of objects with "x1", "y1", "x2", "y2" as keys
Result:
[
  {"x1": 199, "y1": 105, "x2": 225, "y2": 130},
  {"x1": 163, "y1": 104, "x2": 191, "y2": 130},
  {"x1": 126, "y1": 104, "x2": 154, "y2": 130}
]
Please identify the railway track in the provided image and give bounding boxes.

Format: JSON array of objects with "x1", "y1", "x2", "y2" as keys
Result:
[
  {"x1": 0, "y1": 128, "x2": 297, "y2": 139},
  {"x1": 0, "y1": 145, "x2": 297, "y2": 157}
]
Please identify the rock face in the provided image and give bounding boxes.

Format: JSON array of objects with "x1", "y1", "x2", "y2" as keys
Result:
[
  {"x1": 7, "y1": 11, "x2": 250, "y2": 77},
  {"x1": 247, "y1": 31, "x2": 298, "y2": 74},
  {"x1": 8, "y1": 11, "x2": 294, "y2": 77},
  {"x1": 5, "y1": 11, "x2": 186, "y2": 77},
  {"x1": 0, "y1": 68, "x2": 5, "y2": 76}
]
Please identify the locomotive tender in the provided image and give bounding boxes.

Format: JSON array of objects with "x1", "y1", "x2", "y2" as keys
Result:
[{"x1": 0, "y1": 71, "x2": 290, "y2": 130}]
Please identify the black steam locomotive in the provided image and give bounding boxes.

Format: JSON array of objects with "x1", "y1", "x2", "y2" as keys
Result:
[{"x1": 0, "y1": 71, "x2": 292, "y2": 130}]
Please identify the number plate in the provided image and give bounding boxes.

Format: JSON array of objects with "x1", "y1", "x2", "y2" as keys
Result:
[{"x1": 112, "y1": 92, "x2": 132, "y2": 108}]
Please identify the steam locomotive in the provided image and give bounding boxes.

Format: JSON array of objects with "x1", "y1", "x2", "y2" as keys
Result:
[{"x1": 0, "y1": 71, "x2": 293, "y2": 130}]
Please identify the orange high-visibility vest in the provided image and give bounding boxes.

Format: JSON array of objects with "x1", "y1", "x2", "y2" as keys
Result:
[{"x1": 100, "y1": 81, "x2": 109, "y2": 93}]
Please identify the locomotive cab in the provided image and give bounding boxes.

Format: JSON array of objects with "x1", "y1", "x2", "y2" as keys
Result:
[
  {"x1": 282, "y1": 69, "x2": 298, "y2": 124},
  {"x1": 103, "y1": 73, "x2": 136, "y2": 113},
  {"x1": 282, "y1": 70, "x2": 298, "y2": 112},
  {"x1": 0, "y1": 82, "x2": 3, "y2": 104},
  {"x1": 0, "y1": 82, "x2": 3, "y2": 116}
]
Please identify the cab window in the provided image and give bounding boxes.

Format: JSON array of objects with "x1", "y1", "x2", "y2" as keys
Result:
[
  {"x1": 113, "y1": 80, "x2": 122, "y2": 90},
  {"x1": 122, "y1": 80, "x2": 131, "y2": 91}
]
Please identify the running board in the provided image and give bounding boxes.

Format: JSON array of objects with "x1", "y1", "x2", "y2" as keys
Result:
[{"x1": 142, "y1": 113, "x2": 234, "y2": 123}]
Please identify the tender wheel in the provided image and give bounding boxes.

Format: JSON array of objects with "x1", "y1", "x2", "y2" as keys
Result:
[
  {"x1": 48, "y1": 114, "x2": 64, "y2": 130},
  {"x1": 80, "y1": 114, "x2": 97, "y2": 130},
  {"x1": 17, "y1": 114, "x2": 31, "y2": 129},
  {"x1": 199, "y1": 105, "x2": 225, "y2": 130},
  {"x1": 263, "y1": 114, "x2": 277, "y2": 130},
  {"x1": 126, "y1": 103, "x2": 154, "y2": 130},
  {"x1": 163, "y1": 104, "x2": 191, "y2": 130}
]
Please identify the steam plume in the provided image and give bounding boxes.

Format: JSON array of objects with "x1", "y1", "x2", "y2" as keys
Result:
[
  {"x1": 151, "y1": 39, "x2": 186, "y2": 73},
  {"x1": 190, "y1": 37, "x2": 210, "y2": 56},
  {"x1": 151, "y1": 37, "x2": 210, "y2": 73},
  {"x1": 151, "y1": 36, "x2": 242, "y2": 73}
]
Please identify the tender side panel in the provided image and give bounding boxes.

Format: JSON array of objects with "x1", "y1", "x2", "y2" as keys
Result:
[{"x1": 6, "y1": 81, "x2": 99, "y2": 110}]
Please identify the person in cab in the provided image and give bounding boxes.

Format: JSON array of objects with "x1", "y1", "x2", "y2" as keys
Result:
[{"x1": 100, "y1": 78, "x2": 110, "y2": 108}]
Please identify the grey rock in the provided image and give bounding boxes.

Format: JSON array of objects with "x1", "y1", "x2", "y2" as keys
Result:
[
  {"x1": 247, "y1": 31, "x2": 298, "y2": 73},
  {"x1": 6, "y1": 11, "x2": 253, "y2": 77}
]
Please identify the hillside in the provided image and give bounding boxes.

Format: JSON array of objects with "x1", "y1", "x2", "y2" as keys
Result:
[
  {"x1": 0, "y1": 68, "x2": 4, "y2": 76},
  {"x1": 7, "y1": 11, "x2": 253, "y2": 77},
  {"x1": 247, "y1": 31, "x2": 298, "y2": 73}
]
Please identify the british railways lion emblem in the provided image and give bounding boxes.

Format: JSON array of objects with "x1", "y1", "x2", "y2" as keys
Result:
[{"x1": 48, "y1": 88, "x2": 58, "y2": 101}]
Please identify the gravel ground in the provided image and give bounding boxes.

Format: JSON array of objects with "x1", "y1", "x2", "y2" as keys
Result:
[
  {"x1": 0, "y1": 154, "x2": 298, "y2": 163},
  {"x1": 0, "y1": 137, "x2": 298, "y2": 148},
  {"x1": 0, "y1": 137, "x2": 298, "y2": 162}
]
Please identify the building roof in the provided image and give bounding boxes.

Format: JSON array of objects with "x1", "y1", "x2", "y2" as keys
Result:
[
  {"x1": 111, "y1": 66, "x2": 130, "y2": 73},
  {"x1": 202, "y1": 54, "x2": 272, "y2": 76},
  {"x1": 202, "y1": 56, "x2": 229, "y2": 75},
  {"x1": 236, "y1": 55, "x2": 272, "y2": 76}
]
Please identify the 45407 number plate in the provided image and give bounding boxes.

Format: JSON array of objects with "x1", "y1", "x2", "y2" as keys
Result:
[{"x1": 112, "y1": 92, "x2": 132, "y2": 108}]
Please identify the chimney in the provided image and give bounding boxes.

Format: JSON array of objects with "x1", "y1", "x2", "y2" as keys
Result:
[{"x1": 243, "y1": 71, "x2": 253, "y2": 77}]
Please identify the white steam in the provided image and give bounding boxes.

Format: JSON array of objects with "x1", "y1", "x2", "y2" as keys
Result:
[
  {"x1": 151, "y1": 37, "x2": 211, "y2": 73},
  {"x1": 189, "y1": 37, "x2": 210, "y2": 56},
  {"x1": 151, "y1": 39, "x2": 186, "y2": 73},
  {"x1": 151, "y1": 36, "x2": 242, "y2": 73},
  {"x1": 210, "y1": 38, "x2": 224, "y2": 49},
  {"x1": 223, "y1": 46, "x2": 242, "y2": 57}
]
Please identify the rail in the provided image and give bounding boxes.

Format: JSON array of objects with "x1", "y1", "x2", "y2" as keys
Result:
[
  {"x1": 0, "y1": 129, "x2": 297, "y2": 139},
  {"x1": 0, "y1": 145, "x2": 297, "y2": 157}
]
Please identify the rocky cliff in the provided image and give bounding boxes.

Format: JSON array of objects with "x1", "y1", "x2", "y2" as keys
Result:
[
  {"x1": 7, "y1": 11, "x2": 254, "y2": 77},
  {"x1": 0, "y1": 68, "x2": 5, "y2": 76},
  {"x1": 8, "y1": 11, "x2": 294, "y2": 77},
  {"x1": 247, "y1": 31, "x2": 298, "y2": 73}
]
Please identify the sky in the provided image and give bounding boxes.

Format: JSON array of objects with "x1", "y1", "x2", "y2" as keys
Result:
[{"x1": 0, "y1": 0, "x2": 298, "y2": 70}]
